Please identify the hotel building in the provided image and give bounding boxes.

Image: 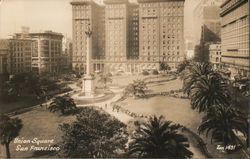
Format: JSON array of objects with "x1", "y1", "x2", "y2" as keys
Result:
[
  {"x1": 71, "y1": 0, "x2": 105, "y2": 73},
  {"x1": 138, "y1": 0, "x2": 185, "y2": 70},
  {"x1": 71, "y1": 0, "x2": 185, "y2": 73},
  {"x1": 220, "y1": 0, "x2": 249, "y2": 78}
]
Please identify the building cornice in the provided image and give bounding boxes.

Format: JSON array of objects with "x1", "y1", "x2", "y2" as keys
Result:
[
  {"x1": 220, "y1": 0, "x2": 248, "y2": 17},
  {"x1": 138, "y1": 0, "x2": 184, "y2": 3},
  {"x1": 103, "y1": 0, "x2": 129, "y2": 4}
]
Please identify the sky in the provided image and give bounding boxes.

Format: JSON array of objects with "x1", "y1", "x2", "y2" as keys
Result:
[{"x1": 0, "y1": 0, "x2": 197, "y2": 39}]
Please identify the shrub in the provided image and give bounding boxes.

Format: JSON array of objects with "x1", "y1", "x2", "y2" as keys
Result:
[
  {"x1": 142, "y1": 70, "x2": 149, "y2": 76},
  {"x1": 152, "y1": 69, "x2": 159, "y2": 75}
]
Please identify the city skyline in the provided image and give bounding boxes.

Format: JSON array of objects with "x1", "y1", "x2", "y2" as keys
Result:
[{"x1": 0, "y1": 0, "x2": 200, "y2": 39}]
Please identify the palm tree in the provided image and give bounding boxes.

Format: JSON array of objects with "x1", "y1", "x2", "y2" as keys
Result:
[
  {"x1": 48, "y1": 95, "x2": 77, "y2": 115},
  {"x1": 98, "y1": 74, "x2": 112, "y2": 90},
  {"x1": 189, "y1": 72, "x2": 231, "y2": 112},
  {"x1": 198, "y1": 105, "x2": 248, "y2": 147},
  {"x1": 128, "y1": 116, "x2": 193, "y2": 158},
  {"x1": 0, "y1": 115, "x2": 23, "y2": 158},
  {"x1": 183, "y1": 62, "x2": 213, "y2": 96}
]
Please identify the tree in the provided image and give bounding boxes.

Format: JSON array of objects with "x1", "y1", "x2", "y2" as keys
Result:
[
  {"x1": 128, "y1": 116, "x2": 193, "y2": 158},
  {"x1": 58, "y1": 107, "x2": 128, "y2": 158},
  {"x1": 124, "y1": 80, "x2": 147, "y2": 98},
  {"x1": 189, "y1": 72, "x2": 231, "y2": 112},
  {"x1": 24, "y1": 73, "x2": 47, "y2": 100},
  {"x1": 198, "y1": 105, "x2": 248, "y2": 148},
  {"x1": 6, "y1": 73, "x2": 27, "y2": 97},
  {"x1": 183, "y1": 62, "x2": 214, "y2": 96},
  {"x1": 0, "y1": 115, "x2": 23, "y2": 158},
  {"x1": 159, "y1": 61, "x2": 171, "y2": 72},
  {"x1": 48, "y1": 95, "x2": 77, "y2": 115},
  {"x1": 177, "y1": 60, "x2": 191, "y2": 73},
  {"x1": 98, "y1": 74, "x2": 112, "y2": 90}
]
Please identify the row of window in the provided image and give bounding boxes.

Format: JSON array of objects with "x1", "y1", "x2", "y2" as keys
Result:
[{"x1": 221, "y1": 2, "x2": 248, "y2": 26}]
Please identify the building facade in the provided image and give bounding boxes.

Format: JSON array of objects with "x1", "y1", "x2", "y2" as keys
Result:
[
  {"x1": 104, "y1": 0, "x2": 129, "y2": 72},
  {"x1": 0, "y1": 40, "x2": 9, "y2": 75},
  {"x1": 138, "y1": 0, "x2": 185, "y2": 70},
  {"x1": 220, "y1": 0, "x2": 249, "y2": 78},
  {"x1": 28, "y1": 31, "x2": 63, "y2": 74},
  {"x1": 9, "y1": 39, "x2": 34, "y2": 74},
  {"x1": 193, "y1": 0, "x2": 224, "y2": 45},
  {"x1": 71, "y1": 0, "x2": 185, "y2": 73},
  {"x1": 71, "y1": 0, "x2": 105, "y2": 73},
  {"x1": 209, "y1": 43, "x2": 221, "y2": 69},
  {"x1": 0, "y1": 39, "x2": 35, "y2": 74},
  {"x1": 62, "y1": 37, "x2": 73, "y2": 71}
]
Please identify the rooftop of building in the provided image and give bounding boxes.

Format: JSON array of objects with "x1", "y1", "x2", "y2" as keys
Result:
[
  {"x1": 71, "y1": 0, "x2": 101, "y2": 5},
  {"x1": 29, "y1": 30, "x2": 63, "y2": 37},
  {"x1": 13, "y1": 30, "x2": 63, "y2": 39},
  {"x1": 104, "y1": 0, "x2": 129, "y2": 4},
  {"x1": 137, "y1": 0, "x2": 184, "y2": 3},
  {"x1": 220, "y1": 0, "x2": 247, "y2": 16}
]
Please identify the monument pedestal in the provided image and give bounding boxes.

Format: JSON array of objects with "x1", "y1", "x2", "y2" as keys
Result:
[{"x1": 82, "y1": 75, "x2": 95, "y2": 97}]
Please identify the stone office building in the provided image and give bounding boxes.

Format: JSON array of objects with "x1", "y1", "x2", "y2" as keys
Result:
[
  {"x1": 0, "y1": 39, "x2": 35, "y2": 74},
  {"x1": 71, "y1": 0, "x2": 185, "y2": 73},
  {"x1": 220, "y1": 0, "x2": 249, "y2": 78},
  {"x1": 14, "y1": 31, "x2": 63, "y2": 74}
]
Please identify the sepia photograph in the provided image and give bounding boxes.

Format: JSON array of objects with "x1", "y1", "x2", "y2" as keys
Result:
[{"x1": 0, "y1": 0, "x2": 249, "y2": 158}]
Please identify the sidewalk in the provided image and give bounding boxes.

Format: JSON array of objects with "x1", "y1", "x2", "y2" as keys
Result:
[{"x1": 77, "y1": 88, "x2": 133, "y2": 123}]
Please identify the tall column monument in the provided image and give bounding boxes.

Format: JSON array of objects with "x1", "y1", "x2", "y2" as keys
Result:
[{"x1": 82, "y1": 24, "x2": 95, "y2": 97}]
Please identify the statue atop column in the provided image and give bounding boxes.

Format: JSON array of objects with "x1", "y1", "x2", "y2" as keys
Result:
[{"x1": 82, "y1": 23, "x2": 95, "y2": 96}]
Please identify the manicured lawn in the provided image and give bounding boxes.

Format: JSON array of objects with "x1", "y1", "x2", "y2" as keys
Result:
[
  {"x1": 117, "y1": 78, "x2": 246, "y2": 158},
  {"x1": 3, "y1": 109, "x2": 76, "y2": 158},
  {"x1": 0, "y1": 95, "x2": 41, "y2": 114}
]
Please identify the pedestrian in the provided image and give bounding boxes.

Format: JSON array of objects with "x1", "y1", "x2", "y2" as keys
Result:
[{"x1": 105, "y1": 103, "x2": 107, "y2": 109}]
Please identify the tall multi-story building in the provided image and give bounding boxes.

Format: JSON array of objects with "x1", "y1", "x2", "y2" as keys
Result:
[
  {"x1": 71, "y1": 0, "x2": 105, "y2": 73},
  {"x1": 128, "y1": 3, "x2": 139, "y2": 61},
  {"x1": 104, "y1": 0, "x2": 129, "y2": 72},
  {"x1": 62, "y1": 37, "x2": 73, "y2": 71},
  {"x1": 71, "y1": 0, "x2": 185, "y2": 73},
  {"x1": 220, "y1": 0, "x2": 249, "y2": 78},
  {"x1": 193, "y1": 0, "x2": 224, "y2": 45},
  {"x1": 209, "y1": 43, "x2": 221, "y2": 69},
  {"x1": 138, "y1": 0, "x2": 185, "y2": 70}
]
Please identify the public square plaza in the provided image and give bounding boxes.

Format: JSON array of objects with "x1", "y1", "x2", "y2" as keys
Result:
[{"x1": 1, "y1": 70, "x2": 248, "y2": 158}]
